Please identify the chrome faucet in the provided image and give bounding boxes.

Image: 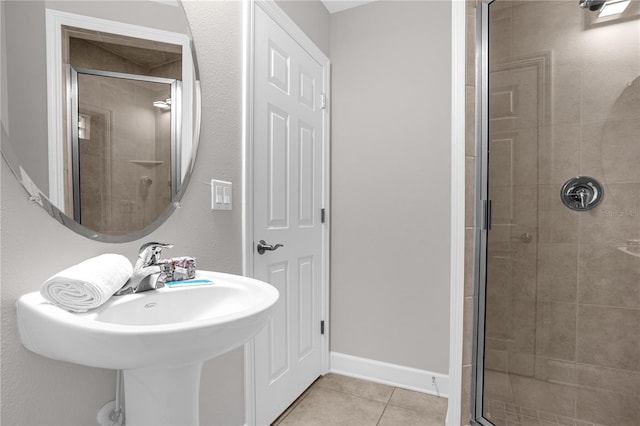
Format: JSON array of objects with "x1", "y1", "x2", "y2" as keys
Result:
[{"x1": 115, "y1": 242, "x2": 174, "y2": 296}]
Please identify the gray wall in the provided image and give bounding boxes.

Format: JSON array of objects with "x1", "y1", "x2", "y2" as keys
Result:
[
  {"x1": 1, "y1": 1, "x2": 246, "y2": 424},
  {"x1": 275, "y1": 0, "x2": 331, "y2": 57},
  {"x1": 45, "y1": 0, "x2": 190, "y2": 33},
  {"x1": 330, "y1": 1, "x2": 452, "y2": 373},
  {"x1": 3, "y1": 1, "x2": 48, "y2": 192}
]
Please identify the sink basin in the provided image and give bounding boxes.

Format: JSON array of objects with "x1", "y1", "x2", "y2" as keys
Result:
[{"x1": 16, "y1": 270, "x2": 279, "y2": 425}]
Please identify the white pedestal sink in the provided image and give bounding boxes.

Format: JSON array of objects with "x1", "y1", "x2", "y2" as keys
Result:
[{"x1": 16, "y1": 271, "x2": 279, "y2": 425}]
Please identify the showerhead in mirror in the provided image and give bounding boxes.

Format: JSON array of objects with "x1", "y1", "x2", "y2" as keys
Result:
[{"x1": 579, "y1": 0, "x2": 606, "y2": 11}]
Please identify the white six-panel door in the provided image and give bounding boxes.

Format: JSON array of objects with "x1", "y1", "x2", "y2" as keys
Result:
[{"x1": 251, "y1": 4, "x2": 329, "y2": 425}]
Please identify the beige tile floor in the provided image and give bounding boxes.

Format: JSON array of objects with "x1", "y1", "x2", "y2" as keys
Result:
[{"x1": 272, "y1": 373, "x2": 448, "y2": 426}]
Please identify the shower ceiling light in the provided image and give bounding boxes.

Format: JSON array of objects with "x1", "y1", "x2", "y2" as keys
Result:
[
  {"x1": 153, "y1": 99, "x2": 171, "y2": 110},
  {"x1": 153, "y1": 101, "x2": 170, "y2": 109},
  {"x1": 599, "y1": 0, "x2": 630, "y2": 17}
]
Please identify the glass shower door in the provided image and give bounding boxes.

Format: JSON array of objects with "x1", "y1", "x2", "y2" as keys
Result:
[
  {"x1": 474, "y1": 1, "x2": 640, "y2": 425},
  {"x1": 71, "y1": 68, "x2": 177, "y2": 235}
]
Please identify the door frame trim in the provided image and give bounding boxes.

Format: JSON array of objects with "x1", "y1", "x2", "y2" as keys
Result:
[
  {"x1": 447, "y1": 0, "x2": 467, "y2": 424},
  {"x1": 242, "y1": 1, "x2": 331, "y2": 424}
]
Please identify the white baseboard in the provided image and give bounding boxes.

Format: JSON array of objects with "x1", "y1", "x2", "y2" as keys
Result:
[{"x1": 329, "y1": 352, "x2": 449, "y2": 398}]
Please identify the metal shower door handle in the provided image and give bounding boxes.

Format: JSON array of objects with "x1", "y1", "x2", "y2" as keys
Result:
[{"x1": 257, "y1": 240, "x2": 284, "y2": 255}]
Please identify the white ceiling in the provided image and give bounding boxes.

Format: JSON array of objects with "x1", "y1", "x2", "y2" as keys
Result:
[{"x1": 320, "y1": 0, "x2": 378, "y2": 14}]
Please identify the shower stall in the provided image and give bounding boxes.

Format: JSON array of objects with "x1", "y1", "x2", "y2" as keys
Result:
[
  {"x1": 472, "y1": 1, "x2": 640, "y2": 425},
  {"x1": 70, "y1": 68, "x2": 178, "y2": 235}
]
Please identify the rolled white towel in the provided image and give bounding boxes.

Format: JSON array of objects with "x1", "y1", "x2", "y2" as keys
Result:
[{"x1": 40, "y1": 254, "x2": 133, "y2": 313}]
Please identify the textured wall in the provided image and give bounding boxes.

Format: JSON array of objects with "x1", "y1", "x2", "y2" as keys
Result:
[
  {"x1": 330, "y1": 1, "x2": 452, "y2": 374},
  {"x1": 1, "y1": 1, "x2": 246, "y2": 424}
]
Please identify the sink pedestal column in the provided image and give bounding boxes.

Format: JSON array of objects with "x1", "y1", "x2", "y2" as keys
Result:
[{"x1": 123, "y1": 362, "x2": 203, "y2": 425}]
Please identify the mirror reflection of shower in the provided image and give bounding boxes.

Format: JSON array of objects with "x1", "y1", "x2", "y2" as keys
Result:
[
  {"x1": 71, "y1": 68, "x2": 180, "y2": 235},
  {"x1": 62, "y1": 26, "x2": 184, "y2": 236}
]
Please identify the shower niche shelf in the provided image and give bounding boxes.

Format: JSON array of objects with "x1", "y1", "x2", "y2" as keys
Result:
[{"x1": 129, "y1": 160, "x2": 164, "y2": 165}]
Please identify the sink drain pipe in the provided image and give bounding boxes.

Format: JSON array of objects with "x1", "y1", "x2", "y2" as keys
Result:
[{"x1": 97, "y1": 370, "x2": 125, "y2": 426}]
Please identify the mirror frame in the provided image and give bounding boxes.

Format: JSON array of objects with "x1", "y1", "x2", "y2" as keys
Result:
[{"x1": 0, "y1": 1, "x2": 201, "y2": 243}]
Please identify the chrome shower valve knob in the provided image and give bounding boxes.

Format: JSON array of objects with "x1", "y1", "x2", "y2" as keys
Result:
[{"x1": 560, "y1": 176, "x2": 604, "y2": 211}]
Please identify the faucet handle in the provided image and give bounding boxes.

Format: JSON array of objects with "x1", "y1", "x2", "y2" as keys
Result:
[{"x1": 138, "y1": 242, "x2": 174, "y2": 265}]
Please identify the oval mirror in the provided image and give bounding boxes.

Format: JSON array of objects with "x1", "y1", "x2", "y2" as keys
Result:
[{"x1": 1, "y1": 0, "x2": 201, "y2": 242}]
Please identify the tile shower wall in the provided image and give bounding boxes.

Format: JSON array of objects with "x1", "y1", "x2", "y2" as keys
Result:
[
  {"x1": 481, "y1": 1, "x2": 640, "y2": 425},
  {"x1": 77, "y1": 75, "x2": 171, "y2": 234}
]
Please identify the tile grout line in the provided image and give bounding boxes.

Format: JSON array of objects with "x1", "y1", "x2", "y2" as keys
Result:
[
  {"x1": 313, "y1": 383, "x2": 396, "y2": 406},
  {"x1": 387, "y1": 387, "x2": 397, "y2": 405},
  {"x1": 376, "y1": 387, "x2": 399, "y2": 426},
  {"x1": 381, "y1": 387, "x2": 397, "y2": 425},
  {"x1": 375, "y1": 396, "x2": 391, "y2": 426}
]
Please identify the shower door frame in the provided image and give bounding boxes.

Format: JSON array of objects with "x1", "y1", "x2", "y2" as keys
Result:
[
  {"x1": 471, "y1": 1, "x2": 552, "y2": 423},
  {"x1": 470, "y1": 1, "x2": 495, "y2": 424},
  {"x1": 69, "y1": 67, "x2": 180, "y2": 225}
]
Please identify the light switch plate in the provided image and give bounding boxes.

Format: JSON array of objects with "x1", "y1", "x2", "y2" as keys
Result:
[{"x1": 211, "y1": 179, "x2": 232, "y2": 210}]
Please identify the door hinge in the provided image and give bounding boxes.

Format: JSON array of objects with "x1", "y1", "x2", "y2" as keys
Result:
[
  {"x1": 320, "y1": 94, "x2": 327, "y2": 110},
  {"x1": 320, "y1": 320, "x2": 325, "y2": 335},
  {"x1": 321, "y1": 208, "x2": 326, "y2": 223}
]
